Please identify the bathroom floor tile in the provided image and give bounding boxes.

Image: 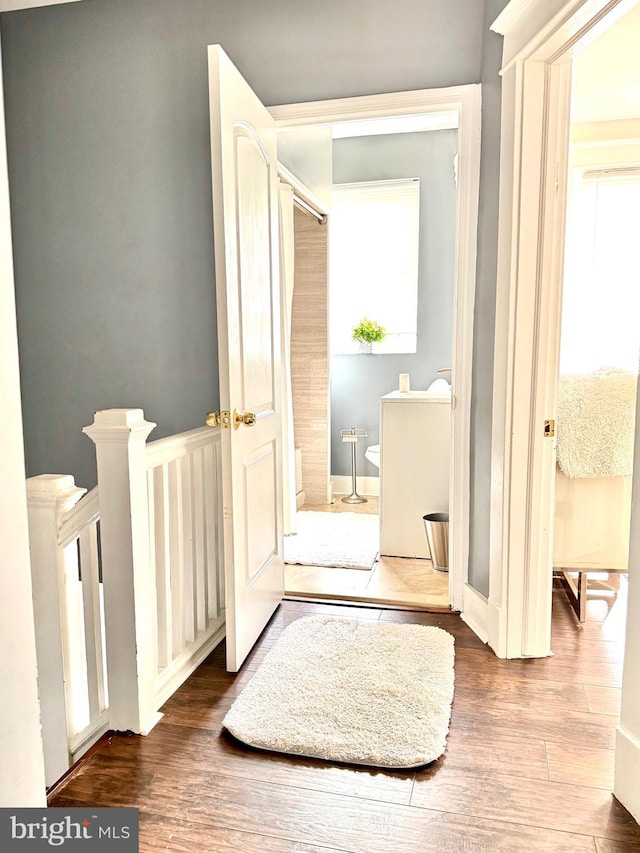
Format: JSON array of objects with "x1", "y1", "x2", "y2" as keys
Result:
[
  {"x1": 284, "y1": 497, "x2": 449, "y2": 610},
  {"x1": 364, "y1": 555, "x2": 449, "y2": 607}
]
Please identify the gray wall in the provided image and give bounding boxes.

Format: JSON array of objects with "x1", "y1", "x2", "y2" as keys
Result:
[
  {"x1": 1, "y1": 0, "x2": 501, "y2": 596},
  {"x1": 1, "y1": 0, "x2": 485, "y2": 491},
  {"x1": 331, "y1": 131, "x2": 457, "y2": 478},
  {"x1": 466, "y1": 0, "x2": 509, "y2": 596}
]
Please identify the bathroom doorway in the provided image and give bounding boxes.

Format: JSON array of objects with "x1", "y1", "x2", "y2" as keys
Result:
[
  {"x1": 279, "y1": 178, "x2": 451, "y2": 610},
  {"x1": 284, "y1": 497, "x2": 450, "y2": 609},
  {"x1": 272, "y1": 88, "x2": 481, "y2": 612}
]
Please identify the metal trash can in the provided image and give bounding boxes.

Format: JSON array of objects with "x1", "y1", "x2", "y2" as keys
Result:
[{"x1": 423, "y1": 512, "x2": 449, "y2": 572}]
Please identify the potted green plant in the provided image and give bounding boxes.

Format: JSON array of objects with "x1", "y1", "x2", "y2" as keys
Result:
[{"x1": 352, "y1": 318, "x2": 386, "y2": 353}]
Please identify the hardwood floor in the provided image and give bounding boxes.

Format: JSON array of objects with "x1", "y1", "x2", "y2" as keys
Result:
[
  {"x1": 49, "y1": 587, "x2": 639, "y2": 852},
  {"x1": 284, "y1": 496, "x2": 450, "y2": 609}
]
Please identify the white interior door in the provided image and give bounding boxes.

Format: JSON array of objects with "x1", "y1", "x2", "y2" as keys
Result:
[{"x1": 208, "y1": 45, "x2": 284, "y2": 672}]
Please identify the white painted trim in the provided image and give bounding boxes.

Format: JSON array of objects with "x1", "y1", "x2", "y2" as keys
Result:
[
  {"x1": 277, "y1": 161, "x2": 330, "y2": 216},
  {"x1": 616, "y1": 373, "x2": 640, "y2": 821},
  {"x1": 273, "y1": 85, "x2": 482, "y2": 628},
  {"x1": 494, "y1": 0, "x2": 638, "y2": 71},
  {"x1": 448, "y1": 84, "x2": 482, "y2": 615},
  {"x1": 26, "y1": 475, "x2": 87, "y2": 787},
  {"x1": 615, "y1": 726, "x2": 640, "y2": 821},
  {"x1": 145, "y1": 424, "x2": 220, "y2": 469},
  {"x1": 487, "y1": 596, "x2": 507, "y2": 658},
  {"x1": 461, "y1": 584, "x2": 489, "y2": 644},
  {"x1": 69, "y1": 710, "x2": 110, "y2": 762},
  {"x1": 522, "y1": 59, "x2": 572, "y2": 658},
  {"x1": 494, "y1": 0, "x2": 640, "y2": 816},
  {"x1": 491, "y1": 0, "x2": 537, "y2": 34},
  {"x1": 58, "y1": 485, "x2": 99, "y2": 548},
  {"x1": 270, "y1": 85, "x2": 477, "y2": 127},
  {"x1": 330, "y1": 475, "x2": 380, "y2": 498},
  {"x1": 154, "y1": 617, "x2": 226, "y2": 710},
  {"x1": 0, "y1": 0, "x2": 85, "y2": 10},
  {"x1": 490, "y1": 0, "x2": 640, "y2": 662},
  {"x1": 0, "y1": 31, "x2": 47, "y2": 806},
  {"x1": 83, "y1": 409, "x2": 159, "y2": 735},
  {"x1": 489, "y1": 17, "x2": 573, "y2": 660}
]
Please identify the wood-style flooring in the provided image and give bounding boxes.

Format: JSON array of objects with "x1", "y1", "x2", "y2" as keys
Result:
[
  {"x1": 50, "y1": 586, "x2": 638, "y2": 852},
  {"x1": 285, "y1": 496, "x2": 449, "y2": 609}
]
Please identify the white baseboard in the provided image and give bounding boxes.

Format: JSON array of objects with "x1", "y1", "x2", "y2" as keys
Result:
[
  {"x1": 488, "y1": 596, "x2": 507, "y2": 658},
  {"x1": 70, "y1": 711, "x2": 111, "y2": 763},
  {"x1": 615, "y1": 725, "x2": 640, "y2": 822},
  {"x1": 331, "y1": 475, "x2": 380, "y2": 497},
  {"x1": 461, "y1": 583, "x2": 489, "y2": 644},
  {"x1": 153, "y1": 617, "x2": 226, "y2": 711}
]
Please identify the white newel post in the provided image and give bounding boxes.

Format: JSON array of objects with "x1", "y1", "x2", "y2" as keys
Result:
[
  {"x1": 26, "y1": 474, "x2": 86, "y2": 787},
  {"x1": 83, "y1": 409, "x2": 160, "y2": 735}
]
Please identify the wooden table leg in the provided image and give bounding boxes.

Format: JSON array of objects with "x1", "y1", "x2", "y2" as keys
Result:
[
  {"x1": 554, "y1": 569, "x2": 587, "y2": 623},
  {"x1": 577, "y1": 571, "x2": 587, "y2": 622}
]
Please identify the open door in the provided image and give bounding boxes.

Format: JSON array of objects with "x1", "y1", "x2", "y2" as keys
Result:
[{"x1": 208, "y1": 45, "x2": 284, "y2": 672}]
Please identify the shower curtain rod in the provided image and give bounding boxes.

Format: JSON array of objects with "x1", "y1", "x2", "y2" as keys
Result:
[{"x1": 293, "y1": 193, "x2": 327, "y2": 225}]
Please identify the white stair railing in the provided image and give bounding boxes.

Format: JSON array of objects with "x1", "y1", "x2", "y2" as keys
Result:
[
  {"x1": 83, "y1": 409, "x2": 224, "y2": 734},
  {"x1": 27, "y1": 476, "x2": 108, "y2": 788},
  {"x1": 28, "y1": 409, "x2": 226, "y2": 788},
  {"x1": 145, "y1": 426, "x2": 225, "y2": 708}
]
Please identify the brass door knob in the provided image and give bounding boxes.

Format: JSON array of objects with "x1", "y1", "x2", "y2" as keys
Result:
[
  {"x1": 205, "y1": 411, "x2": 220, "y2": 427},
  {"x1": 233, "y1": 410, "x2": 256, "y2": 430}
]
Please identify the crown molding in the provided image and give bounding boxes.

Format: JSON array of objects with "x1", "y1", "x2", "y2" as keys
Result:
[{"x1": 491, "y1": 0, "x2": 538, "y2": 35}]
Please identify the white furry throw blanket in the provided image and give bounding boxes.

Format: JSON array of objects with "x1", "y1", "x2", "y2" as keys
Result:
[{"x1": 556, "y1": 368, "x2": 637, "y2": 479}]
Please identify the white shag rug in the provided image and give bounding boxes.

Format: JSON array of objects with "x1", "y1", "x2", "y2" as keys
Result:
[
  {"x1": 284, "y1": 511, "x2": 379, "y2": 570},
  {"x1": 222, "y1": 615, "x2": 455, "y2": 769},
  {"x1": 557, "y1": 368, "x2": 637, "y2": 478}
]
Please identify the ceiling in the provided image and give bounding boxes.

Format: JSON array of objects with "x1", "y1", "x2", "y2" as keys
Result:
[{"x1": 572, "y1": 2, "x2": 640, "y2": 124}]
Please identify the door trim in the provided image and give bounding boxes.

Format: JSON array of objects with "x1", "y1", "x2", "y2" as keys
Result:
[
  {"x1": 0, "y1": 41, "x2": 47, "y2": 803},
  {"x1": 492, "y1": 0, "x2": 640, "y2": 823},
  {"x1": 271, "y1": 85, "x2": 482, "y2": 619},
  {"x1": 490, "y1": 0, "x2": 639, "y2": 656}
]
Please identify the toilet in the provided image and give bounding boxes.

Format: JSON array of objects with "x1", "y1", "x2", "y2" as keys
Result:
[{"x1": 365, "y1": 444, "x2": 380, "y2": 468}]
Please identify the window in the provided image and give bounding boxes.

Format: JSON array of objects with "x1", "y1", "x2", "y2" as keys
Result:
[
  {"x1": 329, "y1": 179, "x2": 420, "y2": 354},
  {"x1": 561, "y1": 167, "x2": 640, "y2": 375}
]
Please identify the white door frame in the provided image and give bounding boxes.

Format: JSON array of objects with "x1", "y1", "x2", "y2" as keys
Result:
[
  {"x1": 270, "y1": 86, "x2": 482, "y2": 625},
  {"x1": 0, "y1": 34, "x2": 47, "y2": 805},
  {"x1": 489, "y1": 0, "x2": 639, "y2": 659},
  {"x1": 491, "y1": 0, "x2": 640, "y2": 821}
]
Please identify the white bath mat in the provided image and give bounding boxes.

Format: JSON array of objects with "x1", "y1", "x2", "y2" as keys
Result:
[
  {"x1": 284, "y1": 511, "x2": 379, "y2": 571},
  {"x1": 223, "y1": 615, "x2": 455, "y2": 769}
]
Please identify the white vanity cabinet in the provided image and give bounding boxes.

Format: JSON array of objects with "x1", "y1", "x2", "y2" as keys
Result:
[{"x1": 379, "y1": 390, "x2": 451, "y2": 559}]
